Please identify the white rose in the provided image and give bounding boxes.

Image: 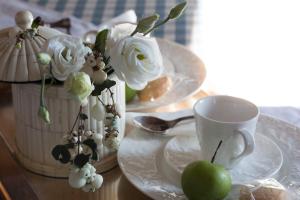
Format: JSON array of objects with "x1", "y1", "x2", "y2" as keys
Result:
[
  {"x1": 45, "y1": 35, "x2": 91, "y2": 81},
  {"x1": 64, "y1": 72, "x2": 94, "y2": 105},
  {"x1": 107, "y1": 35, "x2": 163, "y2": 90}
]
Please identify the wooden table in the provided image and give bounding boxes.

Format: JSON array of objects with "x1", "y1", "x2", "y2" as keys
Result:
[{"x1": 0, "y1": 89, "x2": 210, "y2": 200}]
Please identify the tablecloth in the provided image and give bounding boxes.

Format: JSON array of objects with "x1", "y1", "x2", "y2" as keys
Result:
[{"x1": 19, "y1": 0, "x2": 200, "y2": 45}]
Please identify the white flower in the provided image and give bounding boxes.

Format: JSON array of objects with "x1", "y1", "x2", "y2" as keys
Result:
[
  {"x1": 68, "y1": 163, "x2": 98, "y2": 189},
  {"x1": 91, "y1": 100, "x2": 106, "y2": 121},
  {"x1": 82, "y1": 174, "x2": 103, "y2": 192},
  {"x1": 64, "y1": 72, "x2": 94, "y2": 105},
  {"x1": 92, "y1": 69, "x2": 107, "y2": 85},
  {"x1": 107, "y1": 34, "x2": 163, "y2": 90},
  {"x1": 106, "y1": 23, "x2": 136, "y2": 51},
  {"x1": 44, "y1": 35, "x2": 91, "y2": 81},
  {"x1": 103, "y1": 134, "x2": 120, "y2": 151},
  {"x1": 91, "y1": 132, "x2": 103, "y2": 146},
  {"x1": 68, "y1": 170, "x2": 87, "y2": 188},
  {"x1": 84, "y1": 130, "x2": 93, "y2": 137},
  {"x1": 92, "y1": 174, "x2": 103, "y2": 189},
  {"x1": 85, "y1": 53, "x2": 97, "y2": 67}
]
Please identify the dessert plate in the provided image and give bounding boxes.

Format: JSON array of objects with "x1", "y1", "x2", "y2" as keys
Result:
[
  {"x1": 126, "y1": 39, "x2": 206, "y2": 112},
  {"x1": 119, "y1": 112, "x2": 300, "y2": 200},
  {"x1": 162, "y1": 133, "x2": 283, "y2": 188}
]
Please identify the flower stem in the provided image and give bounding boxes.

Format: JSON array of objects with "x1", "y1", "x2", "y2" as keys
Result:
[
  {"x1": 211, "y1": 140, "x2": 223, "y2": 164},
  {"x1": 130, "y1": 30, "x2": 138, "y2": 37},
  {"x1": 108, "y1": 88, "x2": 115, "y2": 104},
  {"x1": 143, "y1": 17, "x2": 170, "y2": 36},
  {"x1": 97, "y1": 96, "x2": 105, "y2": 106},
  {"x1": 77, "y1": 108, "x2": 83, "y2": 154},
  {"x1": 40, "y1": 74, "x2": 46, "y2": 106},
  {"x1": 70, "y1": 106, "x2": 82, "y2": 133}
]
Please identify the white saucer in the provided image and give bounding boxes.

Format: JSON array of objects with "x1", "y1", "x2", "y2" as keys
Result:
[{"x1": 162, "y1": 132, "x2": 283, "y2": 188}]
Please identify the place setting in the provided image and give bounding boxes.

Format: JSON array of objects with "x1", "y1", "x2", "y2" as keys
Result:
[
  {"x1": 0, "y1": 0, "x2": 300, "y2": 200},
  {"x1": 119, "y1": 95, "x2": 300, "y2": 199}
]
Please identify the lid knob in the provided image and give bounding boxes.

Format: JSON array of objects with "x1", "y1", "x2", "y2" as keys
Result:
[{"x1": 15, "y1": 10, "x2": 34, "y2": 30}]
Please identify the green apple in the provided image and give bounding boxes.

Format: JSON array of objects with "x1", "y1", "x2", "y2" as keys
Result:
[
  {"x1": 125, "y1": 84, "x2": 137, "y2": 103},
  {"x1": 181, "y1": 160, "x2": 232, "y2": 200}
]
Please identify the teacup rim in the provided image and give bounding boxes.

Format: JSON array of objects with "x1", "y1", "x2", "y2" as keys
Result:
[{"x1": 193, "y1": 95, "x2": 260, "y2": 124}]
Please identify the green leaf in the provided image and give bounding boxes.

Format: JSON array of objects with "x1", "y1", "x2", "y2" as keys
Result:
[
  {"x1": 91, "y1": 151, "x2": 98, "y2": 161},
  {"x1": 51, "y1": 145, "x2": 71, "y2": 164},
  {"x1": 168, "y1": 1, "x2": 187, "y2": 20},
  {"x1": 79, "y1": 113, "x2": 88, "y2": 120},
  {"x1": 31, "y1": 16, "x2": 42, "y2": 29},
  {"x1": 91, "y1": 79, "x2": 116, "y2": 96},
  {"x1": 94, "y1": 29, "x2": 109, "y2": 55},
  {"x1": 82, "y1": 139, "x2": 97, "y2": 152},
  {"x1": 64, "y1": 143, "x2": 75, "y2": 149},
  {"x1": 134, "y1": 14, "x2": 160, "y2": 34},
  {"x1": 74, "y1": 153, "x2": 90, "y2": 168}
]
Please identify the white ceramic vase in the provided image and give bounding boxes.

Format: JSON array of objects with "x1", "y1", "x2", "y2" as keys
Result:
[{"x1": 11, "y1": 75, "x2": 125, "y2": 177}]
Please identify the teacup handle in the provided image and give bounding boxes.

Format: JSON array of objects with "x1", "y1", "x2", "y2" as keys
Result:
[{"x1": 231, "y1": 129, "x2": 255, "y2": 162}]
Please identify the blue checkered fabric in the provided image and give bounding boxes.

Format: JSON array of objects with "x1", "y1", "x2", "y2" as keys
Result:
[{"x1": 21, "y1": 0, "x2": 199, "y2": 45}]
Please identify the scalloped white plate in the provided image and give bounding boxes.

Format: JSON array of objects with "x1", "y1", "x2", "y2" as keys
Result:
[{"x1": 118, "y1": 113, "x2": 300, "y2": 200}]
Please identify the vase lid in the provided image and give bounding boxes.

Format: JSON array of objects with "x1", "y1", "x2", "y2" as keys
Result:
[{"x1": 0, "y1": 10, "x2": 63, "y2": 83}]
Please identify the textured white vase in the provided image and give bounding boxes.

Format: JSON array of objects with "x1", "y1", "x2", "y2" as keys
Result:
[{"x1": 11, "y1": 75, "x2": 125, "y2": 177}]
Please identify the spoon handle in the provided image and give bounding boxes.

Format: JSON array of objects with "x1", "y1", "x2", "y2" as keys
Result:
[{"x1": 170, "y1": 115, "x2": 194, "y2": 126}]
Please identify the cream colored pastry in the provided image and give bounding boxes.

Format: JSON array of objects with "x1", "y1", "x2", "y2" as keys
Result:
[
  {"x1": 239, "y1": 180, "x2": 287, "y2": 200},
  {"x1": 137, "y1": 76, "x2": 172, "y2": 102}
]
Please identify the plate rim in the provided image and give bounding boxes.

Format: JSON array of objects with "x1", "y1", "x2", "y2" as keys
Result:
[
  {"x1": 163, "y1": 132, "x2": 283, "y2": 186},
  {"x1": 118, "y1": 114, "x2": 292, "y2": 200}
]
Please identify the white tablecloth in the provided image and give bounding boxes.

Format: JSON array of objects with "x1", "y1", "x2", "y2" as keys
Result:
[{"x1": 260, "y1": 107, "x2": 300, "y2": 128}]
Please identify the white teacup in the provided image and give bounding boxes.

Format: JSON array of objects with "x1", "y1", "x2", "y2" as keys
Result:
[{"x1": 193, "y1": 95, "x2": 259, "y2": 169}]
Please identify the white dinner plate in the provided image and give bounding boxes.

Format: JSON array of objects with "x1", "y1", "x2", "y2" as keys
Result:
[
  {"x1": 126, "y1": 39, "x2": 206, "y2": 112},
  {"x1": 118, "y1": 112, "x2": 300, "y2": 200},
  {"x1": 163, "y1": 133, "x2": 283, "y2": 188}
]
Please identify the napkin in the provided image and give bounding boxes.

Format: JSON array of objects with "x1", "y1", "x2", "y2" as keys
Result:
[{"x1": 0, "y1": 0, "x2": 137, "y2": 37}]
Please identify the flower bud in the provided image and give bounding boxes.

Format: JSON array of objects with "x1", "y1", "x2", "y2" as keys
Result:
[
  {"x1": 37, "y1": 52, "x2": 51, "y2": 65},
  {"x1": 168, "y1": 1, "x2": 187, "y2": 19},
  {"x1": 64, "y1": 72, "x2": 94, "y2": 104},
  {"x1": 91, "y1": 101, "x2": 106, "y2": 121},
  {"x1": 136, "y1": 14, "x2": 160, "y2": 33},
  {"x1": 68, "y1": 170, "x2": 87, "y2": 188},
  {"x1": 81, "y1": 174, "x2": 103, "y2": 192},
  {"x1": 92, "y1": 174, "x2": 103, "y2": 189},
  {"x1": 92, "y1": 69, "x2": 107, "y2": 85},
  {"x1": 38, "y1": 106, "x2": 50, "y2": 124},
  {"x1": 15, "y1": 42, "x2": 22, "y2": 49}
]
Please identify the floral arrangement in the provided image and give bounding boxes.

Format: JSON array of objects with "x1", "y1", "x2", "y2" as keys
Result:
[{"x1": 21, "y1": 1, "x2": 188, "y2": 192}]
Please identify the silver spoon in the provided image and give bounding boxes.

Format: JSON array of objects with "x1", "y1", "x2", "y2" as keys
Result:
[{"x1": 133, "y1": 115, "x2": 194, "y2": 134}]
